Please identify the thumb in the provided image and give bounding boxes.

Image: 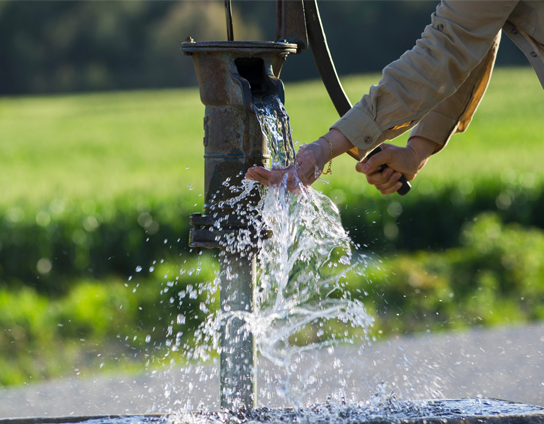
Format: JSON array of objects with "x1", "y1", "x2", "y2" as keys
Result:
[{"x1": 356, "y1": 148, "x2": 394, "y2": 175}]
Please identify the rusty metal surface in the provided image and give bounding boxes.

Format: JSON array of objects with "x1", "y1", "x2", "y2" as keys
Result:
[
  {"x1": 219, "y1": 252, "x2": 257, "y2": 409},
  {"x1": 184, "y1": 42, "x2": 295, "y2": 249},
  {"x1": 275, "y1": 0, "x2": 308, "y2": 51},
  {"x1": 183, "y1": 38, "x2": 297, "y2": 409}
]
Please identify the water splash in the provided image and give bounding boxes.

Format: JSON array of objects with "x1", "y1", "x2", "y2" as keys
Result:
[
  {"x1": 177, "y1": 399, "x2": 544, "y2": 424},
  {"x1": 181, "y1": 94, "x2": 374, "y2": 408},
  {"x1": 151, "y1": 95, "x2": 443, "y2": 414},
  {"x1": 44, "y1": 398, "x2": 544, "y2": 424}
]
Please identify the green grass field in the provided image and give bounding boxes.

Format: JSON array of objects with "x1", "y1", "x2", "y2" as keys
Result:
[
  {"x1": 0, "y1": 67, "x2": 542, "y2": 210},
  {"x1": 1, "y1": 66, "x2": 544, "y2": 387}
]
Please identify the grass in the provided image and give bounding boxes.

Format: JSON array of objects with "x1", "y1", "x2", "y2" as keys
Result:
[
  {"x1": 0, "y1": 89, "x2": 205, "y2": 208},
  {"x1": 0, "y1": 67, "x2": 543, "y2": 210}
]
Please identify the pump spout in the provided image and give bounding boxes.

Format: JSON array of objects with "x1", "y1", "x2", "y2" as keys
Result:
[{"x1": 231, "y1": 57, "x2": 286, "y2": 113}]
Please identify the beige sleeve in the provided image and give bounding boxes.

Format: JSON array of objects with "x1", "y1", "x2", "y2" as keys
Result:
[
  {"x1": 409, "y1": 32, "x2": 501, "y2": 153},
  {"x1": 330, "y1": 0, "x2": 518, "y2": 160}
]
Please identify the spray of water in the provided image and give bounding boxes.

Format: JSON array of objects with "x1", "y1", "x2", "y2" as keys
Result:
[
  {"x1": 149, "y1": 95, "x2": 446, "y2": 417},
  {"x1": 197, "y1": 95, "x2": 374, "y2": 407}
]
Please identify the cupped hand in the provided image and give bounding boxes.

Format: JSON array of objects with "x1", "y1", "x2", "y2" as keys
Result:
[
  {"x1": 356, "y1": 137, "x2": 438, "y2": 195},
  {"x1": 245, "y1": 165, "x2": 298, "y2": 191},
  {"x1": 245, "y1": 139, "x2": 329, "y2": 191}
]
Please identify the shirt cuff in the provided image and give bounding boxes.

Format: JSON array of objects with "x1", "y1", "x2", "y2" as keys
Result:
[
  {"x1": 408, "y1": 110, "x2": 459, "y2": 153},
  {"x1": 331, "y1": 105, "x2": 383, "y2": 152}
]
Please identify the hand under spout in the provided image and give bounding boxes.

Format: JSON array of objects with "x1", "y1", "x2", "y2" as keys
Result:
[{"x1": 246, "y1": 129, "x2": 352, "y2": 191}]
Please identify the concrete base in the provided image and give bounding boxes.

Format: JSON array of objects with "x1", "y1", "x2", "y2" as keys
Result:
[{"x1": 0, "y1": 399, "x2": 543, "y2": 424}]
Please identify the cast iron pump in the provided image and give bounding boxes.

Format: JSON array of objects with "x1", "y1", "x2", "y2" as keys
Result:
[{"x1": 181, "y1": 0, "x2": 409, "y2": 411}]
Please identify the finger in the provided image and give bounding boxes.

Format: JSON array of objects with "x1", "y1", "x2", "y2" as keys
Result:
[
  {"x1": 374, "y1": 172, "x2": 402, "y2": 193},
  {"x1": 268, "y1": 169, "x2": 290, "y2": 186},
  {"x1": 359, "y1": 148, "x2": 394, "y2": 175},
  {"x1": 286, "y1": 170, "x2": 300, "y2": 192},
  {"x1": 247, "y1": 167, "x2": 273, "y2": 185},
  {"x1": 246, "y1": 168, "x2": 271, "y2": 187},
  {"x1": 378, "y1": 181, "x2": 402, "y2": 195},
  {"x1": 295, "y1": 158, "x2": 319, "y2": 186},
  {"x1": 378, "y1": 143, "x2": 394, "y2": 151},
  {"x1": 245, "y1": 167, "x2": 259, "y2": 181},
  {"x1": 366, "y1": 167, "x2": 394, "y2": 185},
  {"x1": 246, "y1": 166, "x2": 271, "y2": 178}
]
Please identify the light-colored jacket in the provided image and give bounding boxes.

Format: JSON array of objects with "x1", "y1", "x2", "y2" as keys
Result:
[{"x1": 332, "y1": 1, "x2": 544, "y2": 160}]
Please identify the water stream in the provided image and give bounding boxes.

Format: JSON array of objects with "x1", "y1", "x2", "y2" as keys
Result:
[{"x1": 247, "y1": 95, "x2": 374, "y2": 406}]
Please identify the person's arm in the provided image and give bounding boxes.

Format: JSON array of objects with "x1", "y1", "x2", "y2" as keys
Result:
[
  {"x1": 407, "y1": 31, "x2": 501, "y2": 153},
  {"x1": 245, "y1": 129, "x2": 354, "y2": 190},
  {"x1": 247, "y1": 1, "x2": 517, "y2": 190},
  {"x1": 359, "y1": 31, "x2": 502, "y2": 194},
  {"x1": 332, "y1": 1, "x2": 517, "y2": 154}
]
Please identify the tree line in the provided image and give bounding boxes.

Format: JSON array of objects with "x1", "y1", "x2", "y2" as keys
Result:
[{"x1": 0, "y1": 1, "x2": 528, "y2": 96}]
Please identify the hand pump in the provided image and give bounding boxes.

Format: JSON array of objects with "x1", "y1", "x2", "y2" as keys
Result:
[{"x1": 181, "y1": 0, "x2": 407, "y2": 411}]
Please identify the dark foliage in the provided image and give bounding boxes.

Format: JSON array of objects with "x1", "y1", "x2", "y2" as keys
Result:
[{"x1": 0, "y1": 1, "x2": 528, "y2": 96}]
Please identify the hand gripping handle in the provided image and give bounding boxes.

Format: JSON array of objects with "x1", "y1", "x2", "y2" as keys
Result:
[{"x1": 366, "y1": 146, "x2": 411, "y2": 196}]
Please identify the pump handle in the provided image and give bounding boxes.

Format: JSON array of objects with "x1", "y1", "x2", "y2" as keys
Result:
[
  {"x1": 365, "y1": 146, "x2": 411, "y2": 196},
  {"x1": 303, "y1": 0, "x2": 410, "y2": 195},
  {"x1": 225, "y1": 0, "x2": 234, "y2": 41}
]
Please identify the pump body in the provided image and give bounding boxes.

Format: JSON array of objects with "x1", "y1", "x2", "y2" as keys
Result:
[{"x1": 182, "y1": 40, "x2": 297, "y2": 410}]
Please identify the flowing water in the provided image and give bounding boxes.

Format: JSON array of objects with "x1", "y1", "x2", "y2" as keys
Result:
[
  {"x1": 244, "y1": 96, "x2": 374, "y2": 405},
  {"x1": 153, "y1": 94, "x2": 446, "y2": 415}
]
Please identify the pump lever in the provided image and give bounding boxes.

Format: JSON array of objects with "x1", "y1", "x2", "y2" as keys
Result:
[
  {"x1": 225, "y1": 0, "x2": 234, "y2": 41},
  {"x1": 303, "y1": 0, "x2": 410, "y2": 195}
]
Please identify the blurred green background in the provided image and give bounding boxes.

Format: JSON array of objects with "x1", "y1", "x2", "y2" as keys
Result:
[{"x1": 1, "y1": 1, "x2": 544, "y2": 388}]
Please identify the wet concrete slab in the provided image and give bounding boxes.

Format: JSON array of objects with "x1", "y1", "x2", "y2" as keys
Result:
[{"x1": 0, "y1": 399, "x2": 544, "y2": 424}]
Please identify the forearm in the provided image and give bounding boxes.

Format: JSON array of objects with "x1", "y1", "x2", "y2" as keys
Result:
[
  {"x1": 409, "y1": 32, "x2": 501, "y2": 152},
  {"x1": 407, "y1": 136, "x2": 440, "y2": 165},
  {"x1": 318, "y1": 129, "x2": 355, "y2": 159}
]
